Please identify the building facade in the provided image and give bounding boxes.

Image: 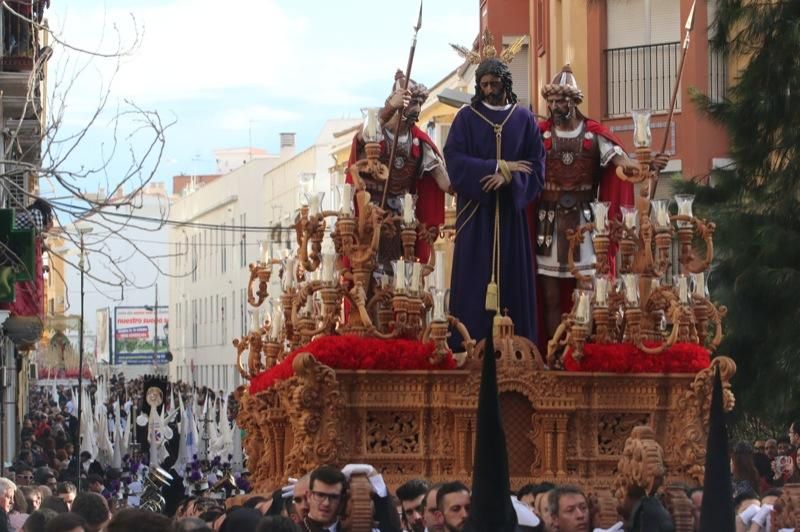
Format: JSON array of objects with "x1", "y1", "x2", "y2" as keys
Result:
[{"x1": 480, "y1": 0, "x2": 731, "y2": 188}]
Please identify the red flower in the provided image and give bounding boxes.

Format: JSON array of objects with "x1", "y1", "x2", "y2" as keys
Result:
[
  {"x1": 563, "y1": 342, "x2": 710, "y2": 374},
  {"x1": 249, "y1": 336, "x2": 456, "y2": 393},
  {"x1": 582, "y1": 137, "x2": 593, "y2": 151}
]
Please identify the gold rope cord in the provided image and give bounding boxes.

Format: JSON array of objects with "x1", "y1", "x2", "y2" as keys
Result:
[{"x1": 466, "y1": 104, "x2": 518, "y2": 312}]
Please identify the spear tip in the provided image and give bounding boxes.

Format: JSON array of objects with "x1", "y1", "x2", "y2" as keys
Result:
[
  {"x1": 415, "y1": 0, "x2": 423, "y2": 31},
  {"x1": 685, "y1": 0, "x2": 697, "y2": 31}
]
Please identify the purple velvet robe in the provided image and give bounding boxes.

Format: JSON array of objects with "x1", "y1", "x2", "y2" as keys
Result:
[{"x1": 444, "y1": 103, "x2": 545, "y2": 348}]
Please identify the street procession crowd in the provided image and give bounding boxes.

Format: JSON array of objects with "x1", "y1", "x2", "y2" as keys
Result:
[
  {"x1": 0, "y1": 9, "x2": 791, "y2": 530},
  {"x1": 1, "y1": 378, "x2": 800, "y2": 532}
]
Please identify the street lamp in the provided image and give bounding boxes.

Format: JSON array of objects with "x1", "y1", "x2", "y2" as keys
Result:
[{"x1": 75, "y1": 223, "x2": 92, "y2": 491}]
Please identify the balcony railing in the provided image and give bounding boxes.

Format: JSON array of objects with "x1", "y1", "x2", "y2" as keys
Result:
[
  {"x1": 604, "y1": 42, "x2": 680, "y2": 118},
  {"x1": 708, "y1": 45, "x2": 728, "y2": 103},
  {"x1": 2, "y1": 2, "x2": 36, "y2": 72}
]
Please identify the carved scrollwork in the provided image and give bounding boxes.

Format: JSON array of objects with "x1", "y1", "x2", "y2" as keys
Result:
[
  {"x1": 614, "y1": 425, "x2": 665, "y2": 500},
  {"x1": 598, "y1": 414, "x2": 650, "y2": 456},
  {"x1": 366, "y1": 411, "x2": 420, "y2": 454},
  {"x1": 667, "y1": 355, "x2": 737, "y2": 483}
]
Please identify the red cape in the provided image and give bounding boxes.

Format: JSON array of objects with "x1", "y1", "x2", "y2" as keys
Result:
[{"x1": 345, "y1": 125, "x2": 445, "y2": 262}]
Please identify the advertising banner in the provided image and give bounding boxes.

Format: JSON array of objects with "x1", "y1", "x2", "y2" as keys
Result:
[{"x1": 114, "y1": 306, "x2": 169, "y2": 365}]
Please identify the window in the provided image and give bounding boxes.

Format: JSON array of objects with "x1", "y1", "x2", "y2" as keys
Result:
[
  {"x1": 239, "y1": 213, "x2": 247, "y2": 267},
  {"x1": 221, "y1": 223, "x2": 227, "y2": 273},
  {"x1": 221, "y1": 296, "x2": 227, "y2": 345},
  {"x1": 191, "y1": 299, "x2": 198, "y2": 348},
  {"x1": 505, "y1": 39, "x2": 530, "y2": 109},
  {"x1": 192, "y1": 235, "x2": 198, "y2": 283},
  {"x1": 240, "y1": 288, "x2": 246, "y2": 336},
  {"x1": 605, "y1": 0, "x2": 681, "y2": 116}
]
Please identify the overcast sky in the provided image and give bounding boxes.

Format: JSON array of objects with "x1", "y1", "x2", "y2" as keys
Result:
[{"x1": 43, "y1": 0, "x2": 477, "y2": 199}]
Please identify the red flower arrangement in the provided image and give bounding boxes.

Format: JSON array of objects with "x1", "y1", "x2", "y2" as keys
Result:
[
  {"x1": 563, "y1": 342, "x2": 711, "y2": 374},
  {"x1": 249, "y1": 336, "x2": 457, "y2": 394}
]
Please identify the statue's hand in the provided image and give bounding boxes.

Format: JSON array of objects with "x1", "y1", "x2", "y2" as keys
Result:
[
  {"x1": 506, "y1": 160, "x2": 533, "y2": 174},
  {"x1": 651, "y1": 152, "x2": 670, "y2": 173},
  {"x1": 387, "y1": 88, "x2": 411, "y2": 110}
]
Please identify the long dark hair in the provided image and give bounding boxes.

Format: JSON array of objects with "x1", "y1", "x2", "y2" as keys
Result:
[{"x1": 471, "y1": 58, "x2": 517, "y2": 108}]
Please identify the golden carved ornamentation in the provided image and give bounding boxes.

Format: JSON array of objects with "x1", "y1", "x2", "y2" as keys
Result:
[
  {"x1": 599, "y1": 414, "x2": 651, "y2": 457},
  {"x1": 366, "y1": 412, "x2": 420, "y2": 454},
  {"x1": 665, "y1": 355, "x2": 737, "y2": 484},
  {"x1": 772, "y1": 484, "x2": 800, "y2": 529},
  {"x1": 614, "y1": 425, "x2": 666, "y2": 501}
]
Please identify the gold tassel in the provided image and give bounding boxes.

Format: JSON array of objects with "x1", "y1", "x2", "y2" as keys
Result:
[{"x1": 485, "y1": 281, "x2": 499, "y2": 312}]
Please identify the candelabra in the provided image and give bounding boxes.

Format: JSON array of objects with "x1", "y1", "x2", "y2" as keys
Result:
[{"x1": 549, "y1": 109, "x2": 727, "y2": 363}]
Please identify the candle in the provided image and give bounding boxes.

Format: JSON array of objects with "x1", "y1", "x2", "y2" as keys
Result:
[
  {"x1": 411, "y1": 262, "x2": 422, "y2": 293},
  {"x1": 341, "y1": 184, "x2": 353, "y2": 215},
  {"x1": 283, "y1": 258, "x2": 295, "y2": 291},
  {"x1": 692, "y1": 273, "x2": 705, "y2": 298},
  {"x1": 380, "y1": 273, "x2": 390, "y2": 289},
  {"x1": 363, "y1": 108, "x2": 380, "y2": 142},
  {"x1": 403, "y1": 193, "x2": 414, "y2": 225},
  {"x1": 308, "y1": 194, "x2": 321, "y2": 216},
  {"x1": 591, "y1": 201, "x2": 609, "y2": 234},
  {"x1": 321, "y1": 253, "x2": 335, "y2": 283},
  {"x1": 263, "y1": 243, "x2": 272, "y2": 265},
  {"x1": 270, "y1": 303, "x2": 283, "y2": 339},
  {"x1": 677, "y1": 275, "x2": 689, "y2": 304},
  {"x1": 631, "y1": 108, "x2": 652, "y2": 148},
  {"x1": 393, "y1": 260, "x2": 406, "y2": 291},
  {"x1": 675, "y1": 194, "x2": 694, "y2": 228},
  {"x1": 595, "y1": 277, "x2": 608, "y2": 306},
  {"x1": 250, "y1": 311, "x2": 261, "y2": 333},
  {"x1": 432, "y1": 289, "x2": 446, "y2": 321},
  {"x1": 622, "y1": 274, "x2": 639, "y2": 305},
  {"x1": 621, "y1": 206, "x2": 638, "y2": 230},
  {"x1": 652, "y1": 200, "x2": 670, "y2": 228},
  {"x1": 434, "y1": 250, "x2": 445, "y2": 290},
  {"x1": 575, "y1": 292, "x2": 590, "y2": 324}
]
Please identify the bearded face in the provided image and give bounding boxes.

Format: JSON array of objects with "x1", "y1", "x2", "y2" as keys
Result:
[{"x1": 547, "y1": 95, "x2": 575, "y2": 125}]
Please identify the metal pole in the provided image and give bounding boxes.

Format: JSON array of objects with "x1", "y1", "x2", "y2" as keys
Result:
[
  {"x1": 76, "y1": 236, "x2": 85, "y2": 491},
  {"x1": 153, "y1": 284, "x2": 158, "y2": 368}
]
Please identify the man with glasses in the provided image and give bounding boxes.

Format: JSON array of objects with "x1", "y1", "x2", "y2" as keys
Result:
[
  {"x1": 303, "y1": 465, "x2": 346, "y2": 532},
  {"x1": 13, "y1": 465, "x2": 32, "y2": 487}
]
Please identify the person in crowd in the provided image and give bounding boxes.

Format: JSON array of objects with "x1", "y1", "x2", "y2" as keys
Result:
[
  {"x1": 42, "y1": 512, "x2": 88, "y2": 532},
  {"x1": 39, "y1": 497, "x2": 67, "y2": 515},
  {"x1": 256, "y1": 516, "x2": 301, "y2": 532},
  {"x1": 70, "y1": 493, "x2": 110, "y2": 532},
  {"x1": 105, "y1": 508, "x2": 172, "y2": 532},
  {"x1": 20, "y1": 486, "x2": 41, "y2": 514},
  {"x1": 765, "y1": 439, "x2": 779, "y2": 461},
  {"x1": 423, "y1": 483, "x2": 444, "y2": 532},
  {"x1": 286, "y1": 474, "x2": 310, "y2": 526},
  {"x1": 732, "y1": 442, "x2": 762, "y2": 497},
  {"x1": 21, "y1": 508, "x2": 58, "y2": 532},
  {"x1": 14, "y1": 466, "x2": 33, "y2": 488},
  {"x1": 1, "y1": 477, "x2": 17, "y2": 532},
  {"x1": 9, "y1": 488, "x2": 30, "y2": 531},
  {"x1": 547, "y1": 485, "x2": 590, "y2": 532},
  {"x1": 396, "y1": 479, "x2": 429, "y2": 532},
  {"x1": 54, "y1": 484, "x2": 75, "y2": 512},
  {"x1": 302, "y1": 466, "x2": 346, "y2": 532},
  {"x1": 173, "y1": 517, "x2": 211, "y2": 532},
  {"x1": 435, "y1": 481, "x2": 470, "y2": 532},
  {"x1": 687, "y1": 487, "x2": 702, "y2": 532}
]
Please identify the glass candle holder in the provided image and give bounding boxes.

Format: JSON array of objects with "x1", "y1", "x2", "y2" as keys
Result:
[{"x1": 631, "y1": 108, "x2": 652, "y2": 148}]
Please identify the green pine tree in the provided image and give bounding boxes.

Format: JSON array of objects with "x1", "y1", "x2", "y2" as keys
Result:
[{"x1": 681, "y1": 0, "x2": 800, "y2": 430}]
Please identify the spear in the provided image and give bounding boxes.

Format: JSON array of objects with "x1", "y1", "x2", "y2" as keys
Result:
[
  {"x1": 380, "y1": 1, "x2": 424, "y2": 209},
  {"x1": 650, "y1": 0, "x2": 696, "y2": 200}
]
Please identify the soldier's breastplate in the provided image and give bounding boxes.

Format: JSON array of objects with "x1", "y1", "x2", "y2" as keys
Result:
[
  {"x1": 545, "y1": 129, "x2": 602, "y2": 190},
  {"x1": 363, "y1": 140, "x2": 421, "y2": 200}
]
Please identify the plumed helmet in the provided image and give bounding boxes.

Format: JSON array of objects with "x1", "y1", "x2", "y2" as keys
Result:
[{"x1": 541, "y1": 64, "x2": 584, "y2": 104}]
